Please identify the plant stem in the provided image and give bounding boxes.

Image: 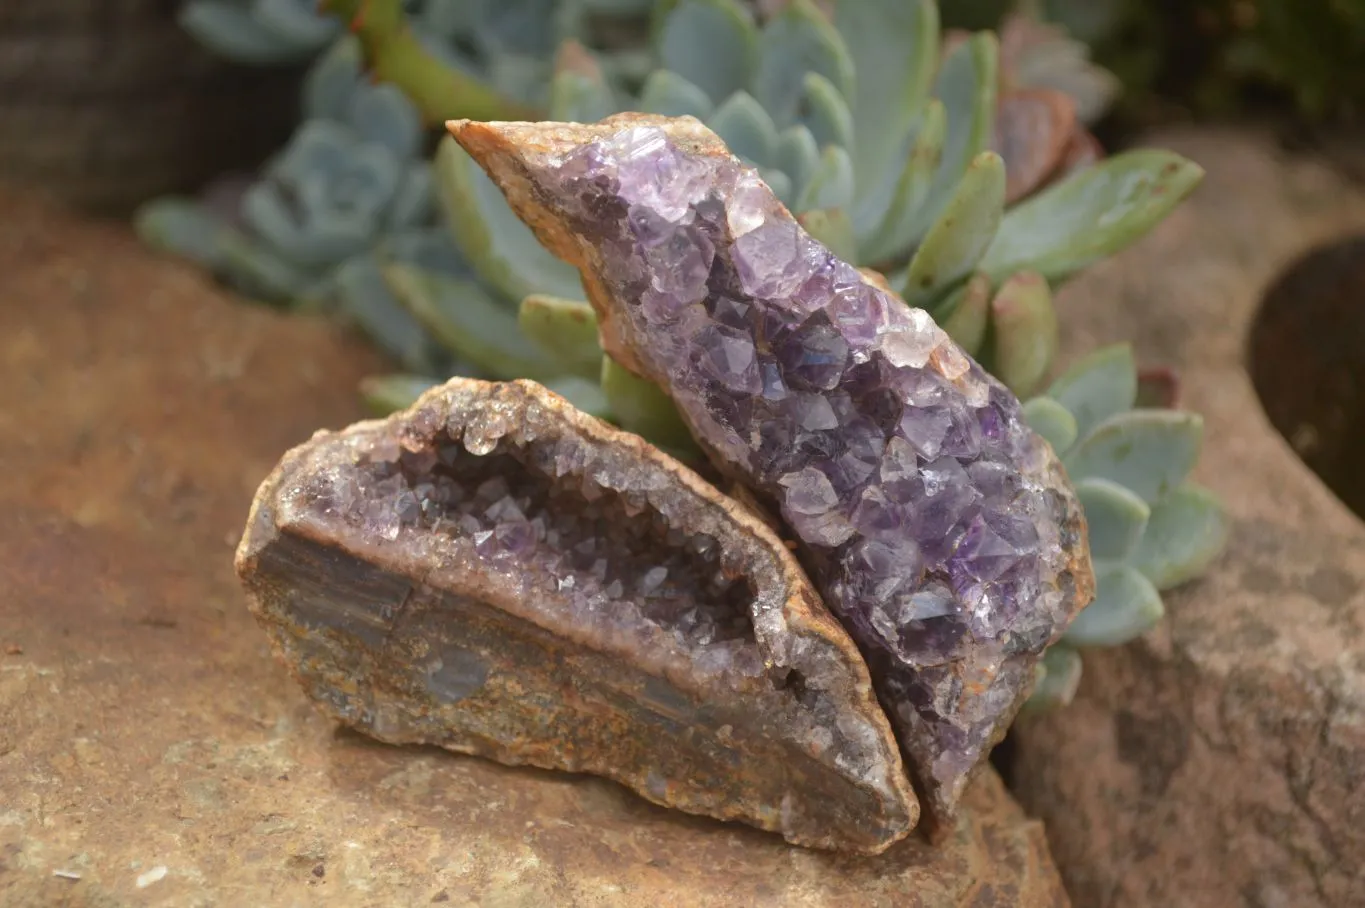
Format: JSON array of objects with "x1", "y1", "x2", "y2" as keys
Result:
[{"x1": 319, "y1": 0, "x2": 543, "y2": 124}]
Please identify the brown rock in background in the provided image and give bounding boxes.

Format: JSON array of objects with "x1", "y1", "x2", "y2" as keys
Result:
[
  {"x1": 0, "y1": 190, "x2": 1068, "y2": 905},
  {"x1": 1010, "y1": 128, "x2": 1365, "y2": 907},
  {"x1": 0, "y1": 1, "x2": 298, "y2": 213}
]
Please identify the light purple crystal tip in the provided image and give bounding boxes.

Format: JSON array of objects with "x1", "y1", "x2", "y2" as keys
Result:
[{"x1": 450, "y1": 114, "x2": 1095, "y2": 827}]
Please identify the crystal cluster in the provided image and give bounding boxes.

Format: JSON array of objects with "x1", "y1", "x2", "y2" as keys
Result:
[
  {"x1": 238, "y1": 377, "x2": 917, "y2": 853},
  {"x1": 341, "y1": 432, "x2": 756, "y2": 656},
  {"x1": 450, "y1": 115, "x2": 1092, "y2": 823}
]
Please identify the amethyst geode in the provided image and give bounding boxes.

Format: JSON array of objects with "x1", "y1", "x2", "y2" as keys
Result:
[
  {"x1": 236, "y1": 378, "x2": 917, "y2": 853},
  {"x1": 450, "y1": 114, "x2": 1094, "y2": 825}
]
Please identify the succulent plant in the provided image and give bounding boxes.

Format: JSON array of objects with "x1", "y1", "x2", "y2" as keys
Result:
[
  {"x1": 180, "y1": 0, "x2": 657, "y2": 122},
  {"x1": 149, "y1": 1, "x2": 1225, "y2": 729},
  {"x1": 135, "y1": 35, "x2": 458, "y2": 374},
  {"x1": 365, "y1": 0, "x2": 1198, "y2": 428},
  {"x1": 995, "y1": 0, "x2": 1365, "y2": 124},
  {"x1": 179, "y1": 0, "x2": 343, "y2": 64},
  {"x1": 1020, "y1": 343, "x2": 1229, "y2": 712},
  {"x1": 314, "y1": 0, "x2": 656, "y2": 122}
]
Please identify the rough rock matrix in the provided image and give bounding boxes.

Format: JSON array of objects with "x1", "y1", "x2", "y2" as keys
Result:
[
  {"x1": 450, "y1": 114, "x2": 1093, "y2": 824},
  {"x1": 236, "y1": 377, "x2": 917, "y2": 853}
]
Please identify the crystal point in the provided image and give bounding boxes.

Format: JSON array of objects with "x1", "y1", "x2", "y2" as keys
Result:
[{"x1": 449, "y1": 114, "x2": 1094, "y2": 826}]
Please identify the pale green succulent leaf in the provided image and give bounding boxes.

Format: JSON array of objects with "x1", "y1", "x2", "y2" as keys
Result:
[
  {"x1": 1064, "y1": 410, "x2": 1204, "y2": 504},
  {"x1": 485, "y1": 54, "x2": 552, "y2": 108},
  {"x1": 638, "y1": 69, "x2": 714, "y2": 119},
  {"x1": 795, "y1": 144, "x2": 854, "y2": 213},
  {"x1": 1021, "y1": 644, "x2": 1083, "y2": 714},
  {"x1": 179, "y1": 1, "x2": 324, "y2": 64},
  {"x1": 797, "y1": 72, "x2": 854, "y2": 156},
  {"x1": 860, "y1": 98, "x2": 945, "y2": 264},
  {"x1": 657, "y1": 0, "x2": 757, "y2": 105},
  {"x1": 241, "y1": 181, "x2": 371, "y2": 270},
  {"x1": 217, "y1": 230, "x2": 320, "y2": 302},
  {"x1": 434, "y1": 136, "x2": 584, "y2": 303},
  {"x1": 775, "y1": 125, "x2": 821, "y2": 200},
  {"x1": 839, "y1": 0, "x2": 939, "y2": 233},
  {"x1": 1130, "y1": 482, "x2": 1229, "y2": 590},
  {"x1": 935, "y1": 272, "x2": 992, "y2": 357},
  {"x1": 134, "y1": 197, "x2": 230, "y2": 270},
  {"x1": 303, "y1": 34, "x2": 363, "y2": 123},
  {"x1": 383, "y1": 263, "x2": 562, "y2": 381},
  {"x1": 359, "y1": 374, "x2": 442, "y2": 416},
  {"x1": 384, "y1": 161, "x2": 437, "y2": 232},
  {"x1": 267, "y1": 118, "x2": 349, "y2": 186},
  {"x1": 379, "y1": 227, "x2": 473, "y2": 279},
  {"x1": 902, "y1": 151, "x2": 1005, "y2": 308},
  {"x1": 1046, "y1": 344, "x2": 1138, "y2": 444},
  {"x1": 981, "y1": 150, "x2": 1205, "y2": 284},
  {"x1": 543, "y1": 375, "x2": 613, "y2": 418},
  {"x1": 797, "y1": 208, "x2": 857, "y2": 262},
  {"x1": 1075, "y1": 476, "x2": 1151, "y2": 562},
  {"x1": 1064, "y1": 566, "x2": 1164, "y2": 646},
  {"x1": 600, "y1": 356, "x2": 699, "y2": 454},
  {"x1": 753, "y1": 0, "x2": 855, "y2": 129},
  {"x1": 1021, "y1": 396, "x2": 1079, "y2": 454},
  {"x1": 335, "y1": 256, "x2": 442, "y2": 373},
  {"x1": 348, "y1": 84, "x2": 424, "y2": 161},
  {"x1": 581, "y1": 0, "x2": 654, "y2": 13},
  {"x1": 904, "y1": 33, "x2": 998, "y2": 253},
  {"x1": 988, "y1": 271, "x2": 1057, "y2": 399},
  {"x1": 708, "y1": 91, "x2": 779, "y2": 166},
  {"x1": 518, "y1": 294, "x2": 603, "y2": 379},
  {"x1": 759, "y1": 167, "x2": 795, "y2": 207},
  {"x1": 411, "y1": 0, "x2": 479, "y2": 37},
  {"x1": 253, "y1": 0, "x2": 345, "y2": 48},
  {"x1": 549, "y1": 65, "x2": 618, "y2": 123}
]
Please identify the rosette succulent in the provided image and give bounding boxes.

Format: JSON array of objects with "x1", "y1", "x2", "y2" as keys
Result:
[
  {"x1": 180, "y1": 0, "x2": 657, "y2": 121},
  {"x1": 179, "y1": 0, "x2": 343, "y2": 64},
  {"x1": 136, "y1": 36, "x2": 457, "y2": 373},
  {"x1": 1020, "y1": 344, "x2": 1229, "y2": 711}
]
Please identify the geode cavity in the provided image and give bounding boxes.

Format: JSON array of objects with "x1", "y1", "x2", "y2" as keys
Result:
[
  {"x1": 236, "y1": 378, "x2": 917, "y2": 853},
  {"x1": 449, "y1": 114, "x2": 1094, "y2": 825}
]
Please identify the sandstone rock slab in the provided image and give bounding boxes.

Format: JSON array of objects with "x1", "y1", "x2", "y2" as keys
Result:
[{"x1": 1010, "y1": 128, "x2": 1365, "y2": 908}]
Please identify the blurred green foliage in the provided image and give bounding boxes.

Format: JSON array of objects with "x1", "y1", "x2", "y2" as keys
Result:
[{"x1": 946, "y1": 0, "x2": 1365, "y2": 123}]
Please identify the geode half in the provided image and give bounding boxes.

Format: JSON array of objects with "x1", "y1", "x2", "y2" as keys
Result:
[
  {"x1": 448, "y1": 114, "x2": 1094, "y2": 826},
  {"x1": 235, "y1": 377, "x2": 917, "y2": 853}
]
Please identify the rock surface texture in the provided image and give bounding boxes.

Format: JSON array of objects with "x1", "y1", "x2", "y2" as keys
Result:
[
  {"x1": 0, "y1": 189, "x2": 1070, "y2": 906},
  {"x1": 449, "y1": 114, "x2": 1094, "y2": 825},
  {"x1": 237, "y1": 377, "x2": 917, "y2": 853},
  {"x1": 1009, "y1": 129, "x2": 1365, "y2": 907}
]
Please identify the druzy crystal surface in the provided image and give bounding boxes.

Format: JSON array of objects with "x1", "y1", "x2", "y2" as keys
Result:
[{"x1": 451, "y1": 115, "x2": 1093, "y2": 823}]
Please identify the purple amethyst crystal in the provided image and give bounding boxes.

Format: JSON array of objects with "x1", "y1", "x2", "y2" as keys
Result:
[{"x1": 450, "y1": 115, "x2": 1094, "y2": 825}]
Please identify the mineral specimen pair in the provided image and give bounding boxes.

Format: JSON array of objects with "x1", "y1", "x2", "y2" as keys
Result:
[{"x1": 237, "y1": 114, "x2": 1093, "y2": 854}]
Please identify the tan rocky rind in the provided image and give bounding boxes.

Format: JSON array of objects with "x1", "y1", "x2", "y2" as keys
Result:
[{"x1": 235, "y1": 376, "x2": 917, "y2": 854}]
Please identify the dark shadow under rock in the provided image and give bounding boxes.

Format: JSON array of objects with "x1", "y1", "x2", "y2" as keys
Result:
[{"x1": 1249, "y1": 234, "x2": 1365, "y2": 520}]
